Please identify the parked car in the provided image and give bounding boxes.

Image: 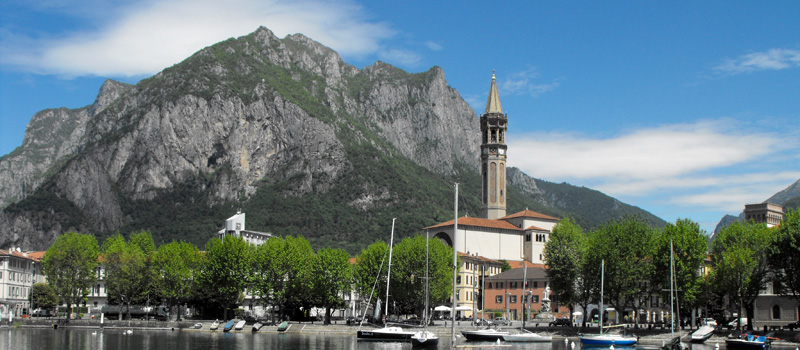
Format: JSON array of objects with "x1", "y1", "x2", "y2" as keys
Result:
[
  {"x1": 473, "y1": 318, "x2": 490, "y2": 326},
  {"x1": 493, "y1": 317, "x2": 511, "y2": 326},
  {"x1": 549, "y1": 317, "x2": 573, "y2": 327},
  {"x1": 786, "y1": 320, "x2": 800, "y2": 330}
]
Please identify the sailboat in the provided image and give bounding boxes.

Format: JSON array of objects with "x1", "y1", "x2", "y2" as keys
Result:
[
  {"x1": 579, "y1": 260, "x2": 638, "y2": 347},
  {"x1": 502, "y1": 258, "x2": 552, "y2": 343},
  {"x1": 411, "y1": 230, "x2": 439, "y2": 347},
  {"x1": 356, "y1": 219, "x2": 416, "y2": 341}
]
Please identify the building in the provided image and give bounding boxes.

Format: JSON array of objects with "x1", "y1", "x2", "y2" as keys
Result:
[
  {"x1": 425, "y1": 73, "x2": 560, "y2": 263},
  {"x1": 0, "y1": 248, "x2": 44, "y2": 318},
  {"x1": 452, "y1": 252, "x2": 505, "y2": 319},
  {"x1": 744, "y1": 202, "x2": 784, "y2": 227},
  {"x1": 217, "y1": 211, "x2": 273, "y2": 246},
  {"x1": 482, "y1": 265, "x2": 566, "y2": 322}
]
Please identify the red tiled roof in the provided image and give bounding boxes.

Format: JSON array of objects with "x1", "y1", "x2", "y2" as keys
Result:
[
  {"x1": 524, "y1": 225, "x2": 549, "y2": 231},
  {"x1": 457, "y1": 251, "x2": 503, "y2": 264},
  {"x1": 0, "y1": 249, "x2": 39, "y2": 262},
  {"x1": 501, "y1": 209, "x2": 559, "y2": 221},
  {"x1": 507, "y1": 260, "x2": 546, "y2": 269},
  {"x1": 426, "y1": 216, "x2": 522, "y2": 231}
]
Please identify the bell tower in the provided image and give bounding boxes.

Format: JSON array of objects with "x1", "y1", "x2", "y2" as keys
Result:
[{"x1": 481, "y1": 72, "x2": 508, "y2": 220}]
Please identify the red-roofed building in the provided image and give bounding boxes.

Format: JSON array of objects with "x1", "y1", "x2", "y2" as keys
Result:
[{"x1": 0, "y1": 248, "x2": 45, "y2": 319}]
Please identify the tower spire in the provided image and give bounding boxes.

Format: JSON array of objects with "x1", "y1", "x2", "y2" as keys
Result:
[{"x1": 484, "y1": 70, "x2": 503, "y2": 114}]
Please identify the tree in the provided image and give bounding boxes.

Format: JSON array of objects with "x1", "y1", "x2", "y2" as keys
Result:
[
  {"x1": 41, "y1": 232, "x2": 99, "y2": 322},
  {"x1": 252, "y1": 237, "x2": 289, "y2": 321},
  {"x1": 129, "y1": 231, "x2": 159, "y2": 319},
  {"x1": 102, "y1": 233, "x2": 148, "y2": 320},
  {"x1": 769, "y1": 208, "x2": 800, "y2": 301},
  {"x1": 353, "y1": 241, "x2": 389, "y2": 318},
  {"x1": 311, "y1": 247, "x2": 351, "y2": 324},
  {"x1": 389, "y1": 234, "x2": 455, "y2": 317},
  {"x1": 585, "y1": 216, "x2": 656, "y2": 325},
  {"x1": 197, "y1": 235, "x2": 254, "y2": 320},
  {"x1": 31, "y1": 282, "x2": 58, "y2": 312},
  {"x1": 543, "y1": 217, "x2": 586, "y2": 324},
  {"x1": 651, "y1": 219, "x2": 709, "y2": 326},
  {"x1": 711, "y1": 220, "x2": 772, "y2": 330},
  {"x1": 282, "y1": 236, "x2": 316, "y2": 318},
  {"x1": 153, "y1": 241, "x2": 202, "y2": 321}
]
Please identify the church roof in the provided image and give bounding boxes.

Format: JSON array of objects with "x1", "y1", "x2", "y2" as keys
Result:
[
  {"x1": 484, "y1": 72, "x2": 503, "y2": 114},
  {"x1": 524, "y1": 225, "x2": 549, "y2": 232},
  {"x1": 501, "y1": 209, "x2": 559, "y2": 222},
  {"x1": 426, "y1": 216, "x2": 522, "y2": 231}
]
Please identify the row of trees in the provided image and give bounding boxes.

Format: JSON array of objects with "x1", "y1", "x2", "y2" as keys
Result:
[
  {"x1": 543, "y1": 208, "x2": 800, "y2": 330},
  {"x1": 38, "y1": 229, "x2": 456, "y2": 324}
]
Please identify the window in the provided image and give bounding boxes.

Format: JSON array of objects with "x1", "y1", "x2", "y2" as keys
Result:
[
  {"x1": 510, "y1": 282, "x2": 517, "y2": 289},
  {"x1": 497, "y1": 282, "x2": 503, "y2": 289},
  {"x1": 533, "y1": 281, "x2": 538, "y2": 288},
  {"x1": 525, "y1": 234, "x2": 531, "y2": 242},
  {"x1": 532, "y1": 295, "x2": 539, "y2": 303},
  {"x1": 496, "y1": 295, "x2": 503, "y2": 303},
  {"x1": 510, "y1": 295, "x2": 517, "y2": 303},
  {"x1": 487, "y1": 282, "x2": 492, "y2": 289},
  {"x1": 772, "y1": 305, "x2": 781, "y2": 319}
]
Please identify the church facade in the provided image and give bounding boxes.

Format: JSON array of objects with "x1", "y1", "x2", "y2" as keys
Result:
[{"x1": 426, "y1": 73, "x2": 560, "y2": 264}]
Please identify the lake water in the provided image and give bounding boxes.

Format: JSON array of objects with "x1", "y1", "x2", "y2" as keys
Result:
[{"x1": 1, "y1": 328, "x2": 796, "y2": 350}]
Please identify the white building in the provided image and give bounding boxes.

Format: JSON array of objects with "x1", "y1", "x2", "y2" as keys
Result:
[
  {"x1": 0, "y1": 248, "x2": 45, "y2": 319},
  {"x1": 218, "y1": 211, "x2": 273, "y2": 246}
]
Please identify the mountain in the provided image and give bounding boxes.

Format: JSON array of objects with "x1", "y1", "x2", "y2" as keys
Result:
[
  {"x1": 0, "y1": 27, "x2": 665, "y2": 253},
  {"x1": 712, "y1": 178, "x2": 800, "y2": 236}
]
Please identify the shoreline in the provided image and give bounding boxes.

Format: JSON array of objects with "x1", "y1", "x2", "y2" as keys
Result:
[{"x1": 6, "y1": 319, "x2": 799, "y2": 345}]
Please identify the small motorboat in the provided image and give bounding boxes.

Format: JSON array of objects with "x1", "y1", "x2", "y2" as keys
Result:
[
  {"x1": 691, "y1": 324, "x2": 715, "y2": 343},
  {"x1": 222, "y1": 320, "x2": 236, "y2": 332},
  {"x1": 502, "y1": 332, "x2": 552, "y2": 342},
  {"x1": 725, "y1": 333, "x2": 771, "y2": 350},
  {"x1": 252, "y1": 322, "x2": 263, "y2": 332},
  {"x1": 234, "y1": 320, "x2": 246, "y2": 331},
  {"x1": 356, "y1": 326, "x2": 415, "y2": 341},
  {"x1": 277, "y1": 321, "x2": 290, "y2": 332},
  {"x1": 580, "y1": 333, "x2": 638, "y2": 347},
  {"x1": 210, "y1": 319, "x2": 220, "y2": 330},
  {"x1": 460, "y1": 328, "x2": 510, "y2": 341},
  {"x1": 192, "y1": 323, "x2": 203, "y2": 329},
  {"x1": 411, "y1": 330, "x2": 439, "y2": 347}
]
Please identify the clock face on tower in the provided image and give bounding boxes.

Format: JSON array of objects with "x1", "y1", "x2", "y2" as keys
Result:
[{"x1": 490, "y1": 147, "x2": 497, "y2": 154}]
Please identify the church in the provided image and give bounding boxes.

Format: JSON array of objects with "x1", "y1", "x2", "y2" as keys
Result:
[{"x1": 425, "y1": 73, "x2": 560, "y2": 264}]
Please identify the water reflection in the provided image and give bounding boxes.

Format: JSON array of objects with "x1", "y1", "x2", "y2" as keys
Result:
[{"x1": 1, "y1": 328, "x2": 797, "y2": 350}]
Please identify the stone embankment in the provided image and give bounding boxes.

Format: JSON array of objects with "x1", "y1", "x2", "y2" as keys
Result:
[{"x1": 9, "y1": 318, "x2": 799, "y2": 345}]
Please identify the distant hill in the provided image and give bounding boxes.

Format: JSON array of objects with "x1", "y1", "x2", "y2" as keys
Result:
[
  {"x1": 0, "y1": 27, "x2": 665, "y2": 253},
  {"x1": 712, "y1": 178, "x2": 800, "y2": 236}
]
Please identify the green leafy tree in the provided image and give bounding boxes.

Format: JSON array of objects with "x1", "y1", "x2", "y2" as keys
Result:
[
  {"x1": 153, "y1": 240, "x2": 202, "y2": 320},
  {"x1": 102, "y1": 233, "x2": 148, "y2": 320},
  {"x1": 651, "y1": 219, "x2": 709, "y2": 323},
  {"x1": 311, "y1": 247, "x2": 352, "y2": 324},
  {"x1": 197, "y1": 235, "x2": 254, "y2": 320},
  {"x1": 252, "y1": 237, "x2": 290, "y2": 321},
  {"x1": 31, "y1": 282, "x2": 58, "y2": 312},
  {"x1": 585, "y1": 216, "x2": 656, "y2": 325},
  {"x1": 282, "y1": 236, "x2": 316, "y2": 317},
  {"x1": 353, "y1": 241, "x2": 389, "y2": 318},
  {"x1": 390, "y1": 234, "x2": 454, "y2": 316},
  {"x1": 129, "y1": 231, "x2": 159, "y2": 316},
  {"x1": 711, "y1": 220, "x2": 772, "y2": 330},
  {"x1": 769, "y1": 208, "x2": 800, "y2": 301},
  {"x1": 41, "y1": 231, "x2": 99, "y2": 322},
  {"x1": 543, "y1": 217, "x2": 586, "y2": 323}
]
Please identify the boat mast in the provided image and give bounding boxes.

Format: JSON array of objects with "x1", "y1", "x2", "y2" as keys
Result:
[
  {"x1": 522, "y1": 256, "x2": 527, "y2": 329},
  {"x1": 600, "y1": 259, "x2": 604, "y2": 335},
  {"x1": 451, "y1": 183, "x2": 459, "y2": 349},
  {"x1": 386, "y1": 218, "x2": 396, "y2": 323},
  {"x1": 670, "y1": 240, "x2": 674, "y2": 337},
  {"x1": 425, "y1": 229, "x2": 430, "y2": 331}
]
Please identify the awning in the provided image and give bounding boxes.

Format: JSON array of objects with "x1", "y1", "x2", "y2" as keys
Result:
[
  {"x1": 572, "y1": 311, "x2": 583, "y2": 315},
  {"x1": 455, "y1": 305, "x2": 474, "y2": 311},
  {"x1": 434, "y1": 305, "x2": 451, "y2": 311}
]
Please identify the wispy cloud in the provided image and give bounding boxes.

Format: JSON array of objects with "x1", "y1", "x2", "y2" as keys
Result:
[
  {"x1": 499, "y1": 67, "x2": 561, "y2": 97},
  {"x1": 378, "y1": 48, "x2": 421, "y2": 67},
  {"x1": 714, "y1": 48, "x2": 800, "y2": 75},
  {"x1": 0, "y1": 0, "x2": 395, "y2": 77},
  {"x1": 425, "y1": 41, "x2": 443, "y2": 51}
]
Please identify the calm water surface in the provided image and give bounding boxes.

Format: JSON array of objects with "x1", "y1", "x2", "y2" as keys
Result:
[{"x1": 1, "y1": 328, "x2": 796, "y2": 350}]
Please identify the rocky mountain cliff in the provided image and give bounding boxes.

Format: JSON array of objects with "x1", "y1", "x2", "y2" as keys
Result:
[
  {"x1": 0, "y1": 27, "x2": 664, "y2": 252},
  {"x1": 712, "y1": 178, "x2": 800, "y2": 237}
]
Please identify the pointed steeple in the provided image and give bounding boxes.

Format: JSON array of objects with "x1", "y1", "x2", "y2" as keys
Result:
[{"x1": 484, "y1": 71, "x2": 503, "y2": 114}]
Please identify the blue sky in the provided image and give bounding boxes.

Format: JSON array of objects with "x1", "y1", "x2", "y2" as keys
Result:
[{"x1": 1, "y1": 0, "x2": 799, "y2": 234}]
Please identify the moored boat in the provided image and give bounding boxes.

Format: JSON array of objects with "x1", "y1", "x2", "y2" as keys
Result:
[
  {"x1": 357, "y1": 327, "x2": 416, "y2": 341},
  {"x1": 461, "y1": 328, "x2": 510, "y2": 341},
  {"x1": 501, "y1": 332, "x2": 552, "y2": 342},
  {"x1": 690, "y1": 325, "x2": 715, "y2": 343},
  {"x1": 234, "y1": 320, "x2": 246, "y2": 331},
  {"x1": 210, "y1": 319, "x2": 220, "y2": 330},
  {"x1": 222, "y1": 320, "x2": 235, "y2": 332},
  {"x1": 580, "y1": 333, "x2": 638, "y2": 347},
  {"x1": 277, "y1": 321, "x2": 289, "y2": 332},
  {"x1": 252, "y1": 322, "x2": 263, "y2": 332},
  {"x1": 192, "y1": 322, "x2": 203, "y2": 329},
  {"x1": 411, "y1": 330, "x2": 439, "y2": 347},
  {"x1": 725, "y1": 334, "x2": 770, "y2": 350}
]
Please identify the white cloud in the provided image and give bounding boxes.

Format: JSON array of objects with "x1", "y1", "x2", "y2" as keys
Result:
[
  {"x1": 0, "y1": 0, "x2": 395, "y2": 77},
  {"x1": 499, "y1": 67, "x2": 560, "y2": 97},
  {"x1": 714, "y1": 48, "x2": 800, "y2": 75},
  {"x1": 378, "y1": 48, "x2": 421, "y2": 67},
  {"x1": 506, "y1": 119, "x2": 795, "y2": 196},
  {"x1": 425, "y1": 41, "x2": 443, "y2": 51}
]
